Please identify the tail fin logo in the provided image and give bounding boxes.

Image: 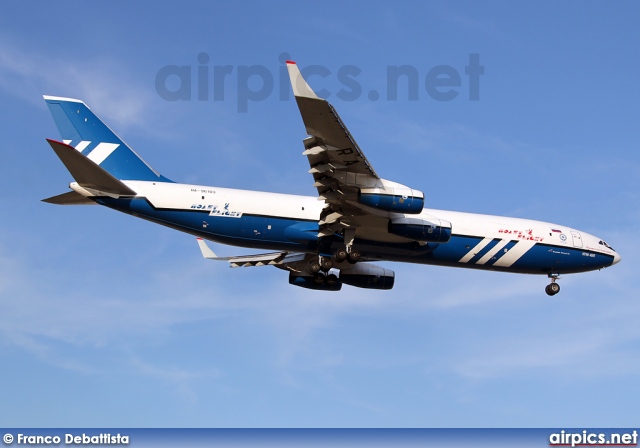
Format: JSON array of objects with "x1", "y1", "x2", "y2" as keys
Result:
[
  {"x1": 69, "y1": 140, "x2": 120, "y2": 166},
  {"x1": 85, "y1": 143, "x2": 120, "y2": 165}
]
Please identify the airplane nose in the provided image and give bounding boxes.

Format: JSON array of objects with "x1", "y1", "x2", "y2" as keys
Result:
[{"x1": 613, "y1": 252, "x2": 622, "y2": 265}]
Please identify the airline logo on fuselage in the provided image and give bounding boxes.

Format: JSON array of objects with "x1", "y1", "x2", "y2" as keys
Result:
[
  {"x1": 498, "y1": 228, "x2": 545, "y2": 242},
  {"x1": 190, "y1": 202, "x2": 242, "y2": 218}
]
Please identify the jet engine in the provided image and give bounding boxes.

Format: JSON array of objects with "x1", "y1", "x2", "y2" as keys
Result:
[
  {"x1": 289, "y1": 264, "x2": 395, "y2": 290},
  {"x1": 340, "y1": 264, "x2": 395, "y2": 290},
  {"x1": 388, "y1": 217, "x2": 452, "y2": 243},
  {"x1": 358, "y1": 186, "x2": 424, "y2": 214}
]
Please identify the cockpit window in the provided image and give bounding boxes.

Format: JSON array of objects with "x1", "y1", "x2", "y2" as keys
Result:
[{"x1": 599, "y1": 240, "x2": 615, "y2": 251}]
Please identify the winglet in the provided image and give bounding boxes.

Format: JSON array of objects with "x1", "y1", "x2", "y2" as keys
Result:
[
  {"x1": 196, "y1": 238, "x2": 223, "y2": 260},
  {"x1": 286, "y1": 60, "x2": 319, "y2": 99}
]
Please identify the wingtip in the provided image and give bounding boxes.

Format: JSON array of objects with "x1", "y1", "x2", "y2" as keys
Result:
[
  {"x1": 196, "y1": 237, "x2": 219, "y2": 259},
  {"x1": 285, "y1": 60, "x2": 296, "y2": 65},
  {"x1": 286, "y1": 60, "x2": 319, "y2": 99}
]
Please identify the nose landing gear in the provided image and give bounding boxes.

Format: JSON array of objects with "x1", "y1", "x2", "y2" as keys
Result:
[{"x1": 545, "y1": 274, "x2": 561, "y2": 296}]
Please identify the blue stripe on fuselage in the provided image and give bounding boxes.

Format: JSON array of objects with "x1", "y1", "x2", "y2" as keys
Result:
[
  {"x1": 96, "y1": 197, "x2": 319, "y2": 252},
  {"x1": 485, "y1": 240, "x2": 519, "y2": 266},
  {"x1": 467, "y1": 238, "x2": 501, "y2": 264}
]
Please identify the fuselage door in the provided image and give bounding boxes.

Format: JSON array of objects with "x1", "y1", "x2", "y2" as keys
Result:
[{"x1": 571, "y1": 230, "x2": 583, "y2": 248}]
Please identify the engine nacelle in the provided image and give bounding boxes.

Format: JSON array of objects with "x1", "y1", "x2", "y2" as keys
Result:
[
  {"x1": 358, "y1": 186, "x2": 424, "y2": 214},
  {"x1": 340, "y1": 264, "x2": 395, "y2": 290},
  {"x1": 289, "y1": 273, "x2": 342, "y2": 291},
  {"x1": 388, "y1": 217, "x2": 452, "y2": 243}
]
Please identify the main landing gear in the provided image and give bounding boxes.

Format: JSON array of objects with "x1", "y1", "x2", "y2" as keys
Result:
[
  {"x1": 308, "y1": 245, "x2": 362, "y2": 285},
  {"x1": 338, "y1": 229, "x2": 361, "y2": 264},
  {"x1": 313, "y1": 271, "x2": 339, "y2": 285},
  {"x1": 309, "y1": 247, "x2": 361, "y2": 274},
  {"x1": 308, "y1": 256, "x2": 338, "y2": 285},
  {"x1": 334, "y1": 246, "x2": 361, "y2": 264},
  {"x1": 545, "y1": 274, "x2": 561, "y2": 296},
  {"x1": 309, "y1": 257, "x2": 333, "y2": 274}
]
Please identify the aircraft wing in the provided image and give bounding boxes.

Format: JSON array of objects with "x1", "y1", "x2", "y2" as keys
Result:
[
  {"x1": 196, "y1": 238, "x2": 306, "y2": 268},
  {"x1": 286, "y1": 61, "x2": 400, "y2": 241}
]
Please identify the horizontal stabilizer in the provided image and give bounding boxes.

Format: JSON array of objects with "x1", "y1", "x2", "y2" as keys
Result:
[
  {"x1": 42, "y1": 191, "x2": 96, "y2": 205},
  {"x1": 196, "y1": 238, "x2": 306, "y2": 267},
  {"x1": 47, "y1": 139, "x2": 136, "y2": 196}
]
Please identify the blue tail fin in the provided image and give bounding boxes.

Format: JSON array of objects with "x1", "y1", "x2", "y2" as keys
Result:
[{"x1": 44, "y1": 95, "x2": 172, "y2": 182}]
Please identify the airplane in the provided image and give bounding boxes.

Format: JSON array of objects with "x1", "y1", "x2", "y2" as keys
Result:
[{"x1": 42, "y1": 60, "x2": 621, "y2": 295}]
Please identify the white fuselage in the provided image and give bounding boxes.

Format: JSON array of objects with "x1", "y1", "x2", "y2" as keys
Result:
[{"x1": 81, "y1": 180, "x2": 620, "y2": 276}]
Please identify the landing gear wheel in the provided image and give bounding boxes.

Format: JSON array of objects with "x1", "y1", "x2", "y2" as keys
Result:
[
  {"x1": 309, "y1": 262, "x2": 321, "y2": 274},
  {"x1": 325, "y1": 273, "x2": 339, "y2": 285},
  {"x1": 313, "y1": 272, "x2": 325, "y2": 284},
  {"x1": 335, "y1": 248, "x2": 348, "y2": 262},
  {"x1": 347, "y1": 250, "x2": 361, "y2": 264},
  {"x1": 545, "y1": 283, "x2": 560, "y2": 296},
  {"x1": 320, "y1": 258, "x2": 333, "y2": 272}
]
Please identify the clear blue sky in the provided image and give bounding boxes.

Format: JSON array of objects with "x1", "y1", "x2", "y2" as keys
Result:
[{"x1": 1, "y1": 1, "x2": 639, "y2": 427}]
